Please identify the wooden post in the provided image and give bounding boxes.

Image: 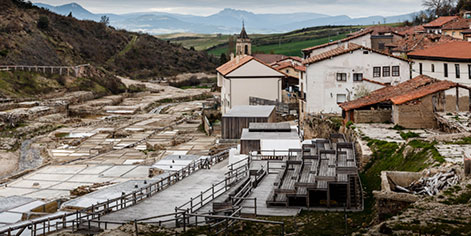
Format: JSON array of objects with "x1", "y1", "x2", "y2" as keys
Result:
[
  {"x1": 200, "y1": 191, "x2": 203, "y2": 207},
  {"x1": 254, "y1": 198, "x2": 257, "y2": 216},
  {"x1": 190, "y1": 197, "x2": 193, "y2": 213},
  {"x1": 468, "y1": 89, "x2": 471, "y2": 112},
  {"x1": 134, "y1": 220, "x2": 138, "y2": 236},
  {"x1": 212, "y1": 184, "x2": 215, "y2": 199}
]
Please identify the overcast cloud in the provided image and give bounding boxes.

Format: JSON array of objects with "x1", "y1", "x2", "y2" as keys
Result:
[{"x1": 30, "y1": 0, "x2": 424, "y2": 17}]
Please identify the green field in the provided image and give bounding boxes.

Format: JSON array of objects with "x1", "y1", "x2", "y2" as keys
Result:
[
  {"x1": 159, "y1": 24, "x2": 408, "y2": 58},
  {"x1": 208, "y1": 33, "x2": 348, "y2": 57},
  {"x1": 159, "y1": 25, "x2": 364, "y2": 57}
]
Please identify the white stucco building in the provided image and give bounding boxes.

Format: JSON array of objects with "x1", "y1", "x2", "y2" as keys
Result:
[
  {"x1": 302, "y1": 43, "x2": 411, "y2": 114},
  {"x1": 408, "y1": 41, "x2": 471, "y2": 111},
  {"x1": 217, "y1": 56, "x2": 286, "y2": 114},
  {"x1": 302, "y1": 30, "x2": 373, "y2": 58}
]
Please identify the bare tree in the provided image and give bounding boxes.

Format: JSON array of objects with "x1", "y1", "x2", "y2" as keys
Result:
[
  {"x1": 423, "y1": 0, "x2": 457, "y2": 16},
  {"x1": 100, "y1": 15, "x2": 110, "y2": 26}
]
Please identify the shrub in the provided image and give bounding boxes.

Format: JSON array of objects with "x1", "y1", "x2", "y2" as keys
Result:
[
  {"x1": 400, "y1": 131, "x2": 420, "y2": 140},
  {"x1": 37, "y1": 16, "x2": 49, "y2": 30}
]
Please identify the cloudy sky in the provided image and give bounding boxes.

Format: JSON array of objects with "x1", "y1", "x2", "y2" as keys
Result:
[{"x1": 30, "y1": 0, "x2": 424, "y2": 17}]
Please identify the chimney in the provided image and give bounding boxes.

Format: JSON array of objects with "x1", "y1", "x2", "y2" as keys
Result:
[
  {"x1": 236, "y1": 55, "x2": 240, "y2": 64},
  {"x1": 344, "y1": 43, "x2": 348, "y2": 50},
  {"x1": 362, "y1": 41, "x2": 366, "y2": 47},
  {"x1": 230, "y1": 53, "x2": 234, "y2": 61}
]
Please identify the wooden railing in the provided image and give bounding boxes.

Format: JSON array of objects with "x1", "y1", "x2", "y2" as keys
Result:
[
  {"x1": 175, "y1": 157, "x2": 250, "y2": 214},
  {"x1": 0, "y1": 64, "x2": 90, "y2": 77},
  {"x1": 0, "y1": 150, "x2": 229, "y2": 236}
]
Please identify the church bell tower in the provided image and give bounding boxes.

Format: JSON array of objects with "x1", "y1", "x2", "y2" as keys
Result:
[{"x1": 236, "y1": 21, "x2": 251, "y2": 56}]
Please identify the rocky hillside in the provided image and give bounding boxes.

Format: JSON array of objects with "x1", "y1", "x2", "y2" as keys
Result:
[{"x1": 0, "y1": 0, "x2": 218, "y2": 79}]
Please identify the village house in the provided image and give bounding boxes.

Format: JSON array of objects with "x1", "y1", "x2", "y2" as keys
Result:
[
  {"x1": 423, "y1": 16, "x2": 459, "y2": 34},
  {"x1": 408, "y1": 41, "x2": 471, "y2": 110},
  {"x1": 442, "y1": 17, "x2": 471, "y2": 40},
  {"x1": 271, "y1": 59, "x2": 306, "y2": 90},
  {"x1": 339, "y1": 75, "x2": 471, "y2": 129},
  {"x1": 385, "y1": 33, "x2": 457, "y2": 57},
  {"x1": 302, "y1": 29, "x2": 373, "y2": 58},
  {"x1": 301, "y1": 43, "x2": 410, "y2": 114},
  {"x1": 216, "y1": 55, "x2": 286, "y2": 115}
]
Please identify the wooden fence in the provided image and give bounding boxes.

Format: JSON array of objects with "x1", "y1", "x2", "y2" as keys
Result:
[
  {"x1": 0, "y1": 150, "x2": 228, "y2": 236},
  {"x1": 0, "y1": 64, "x2": 90, "y2": 77},
  {"x1": 249, "y1": 96, "x2": 298, "y2": 115}
]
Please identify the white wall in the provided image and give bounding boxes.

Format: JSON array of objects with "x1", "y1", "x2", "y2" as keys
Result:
[
  {"x1": 307, "y1": 33, "x2": 372, "y2": 57},
  {"x1": 411, "y1": 59, "x2": 471, "y2": 97},
  {"x1": 220, "y1": 59, "x2": 284, "y2": 114},
  {"x1": 305, "y1": 49, "x2": 410, "y2": 114},
  {"x1": 411, "y1": 59, "x2": 471, "y2": 85}
]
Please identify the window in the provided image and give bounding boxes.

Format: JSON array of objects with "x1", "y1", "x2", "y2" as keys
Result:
[
  {"x1": 444, "y1": 63, "x2": 448, "y2": 77},
  {"x1": 392, "y1": 66, "x2": 400, "y2": 76},
  {"x1": 383, "y1": 66, "x2": 391, "y2": 77},
  {"x1": 373, "y1": 67, "x2": 381, "y2": 77},
  {"x1": 336, "y1": 94, "x2": 347, "y2": 104},
  {"x1": 419, "y1": 63, "x2": 423, "y2": 75},
  {"x1": 353, "y1": 73, "x2": 363, "y2": 82},
  {"x1": 455, "y1": 64, "x2": 460, "y2": 79},
  {"x1": 336, "y1": 73, "x2": 347, "y2": 81},
  {"x1": 431, "y1": 64, "x2": 435, "y2": 73},
  {"x1": 468, "y1": 65, "x2": 471, "y2": 79},
  {"x1": 363, "y1": 50, "x2": 369, "y2": 54},
  {"x1": 379, "y1": 43, "x2": 385, "y2": 50}
]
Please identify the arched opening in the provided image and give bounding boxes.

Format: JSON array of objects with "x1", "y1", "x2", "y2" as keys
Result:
[{"x1": 244, "y1": 45, "x2": 249, "y2": 54}]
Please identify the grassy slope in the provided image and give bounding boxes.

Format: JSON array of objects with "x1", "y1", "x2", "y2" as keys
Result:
[
  {"x1": 161, "y1": 26, "x2": 364, "y2": 57},
  {"x1": 209, "y1": 33, "x2": 348, "y2": 57}
]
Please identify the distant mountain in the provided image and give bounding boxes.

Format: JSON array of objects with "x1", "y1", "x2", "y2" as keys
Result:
[
  {"x1": 34, "y1": 2, "x2": 417, "y2": 34},
  {"x1": 34, "y1": 2, "x2": 99, "y2": 20},
  {"x1": 2, "y1": 0, "x2": 217, "y2": 80}
]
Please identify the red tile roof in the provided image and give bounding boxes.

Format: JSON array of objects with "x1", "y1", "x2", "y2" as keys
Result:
[
  {"x1": 216, "y1": 55, "x2": 254, "y2": 76},
  {"x1": 390, "y1": 80, "x2": 457, "y2": 105},
  {"x1": 387, "y1": 33, "x2": 458, "y2": 54},
  {"x1": 423, "y1": 16, "x2": 459, "y2": 28},
  {"x1": 295, "y1": 65, "x2": 306, "y2": 72},
  {"x1": 252, "y1": 54, "x2": 287, "y2": 64},
  {"x1": 302, "y1": 29, "x2": 373, "y2": 53},
  {"x1": 302, "y1": 43, "x2": 409, "y2": 65},
  {"x1": 340, "y1": 75, "x2": 461, "y2": 111},
  {"x1": 442, "y1": 18, "x2": 471, "y2": 30},
  {"x1": 407, "y1": 41, "x2": 471, "y2": 60},
  {"x1": 397, "y1": 25, "x2": 425, "y2": 36},
  {"x1": 217, "y1": 55, "x2": 289, "y2": 77}
]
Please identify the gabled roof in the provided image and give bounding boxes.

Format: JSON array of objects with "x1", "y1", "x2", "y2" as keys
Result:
[
  {"x1": 216, "y1": 55, "x2": 288, "y2": 77},
  {"x1": 252, "y1": 54, "x2": 287, "y2": 64},
  {"x1": 407, "y1": 41, "x2": 471, "y2": 61},
  {"x1": 397, "y1": 25, "x2": 425, "y2": 36},
  {"x1": 340, "y1": 75, "x2": 461, "y2": 111},
  {"x1": 216, "y1": 56, "x2": 253, "y2": 76},
  {"x1": 302, "y1": 29, "x2": 373, "y2": 53},
  {"x1": 387, "y1": 33, "x2": 458, "y2": 53},
  {"x1": 423, "y1": 16, "x2": 459, "y2": 28},
  {"x1": 442, "y1": 18, "x2": 471, "y2": 30},
  {"x1": 302, "y1": 43, "x2": 409, "y2": 65}
]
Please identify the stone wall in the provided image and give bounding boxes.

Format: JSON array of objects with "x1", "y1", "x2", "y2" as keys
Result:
[
  {"x1": 353, "y1": 109, "x2": 392, "y2": 123},
  {"x1": 392, "y1": 94, "x2": 437, "y2": 129},
  {"x1": 445, "y1": 94, "x2": 470, "y2": 112}
]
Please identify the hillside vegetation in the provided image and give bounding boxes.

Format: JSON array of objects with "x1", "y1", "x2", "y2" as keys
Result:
[
  {"x1": 162, "y1": 25, "x2": 364, "y2": 57},
  {"x1": 0, "y1": 0, "x2": 218, "y2": 80}
]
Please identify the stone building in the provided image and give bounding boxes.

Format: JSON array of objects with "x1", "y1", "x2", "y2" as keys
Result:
[{"x1": 339, "y1": 75, "x2": 471, "y2": 129}]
